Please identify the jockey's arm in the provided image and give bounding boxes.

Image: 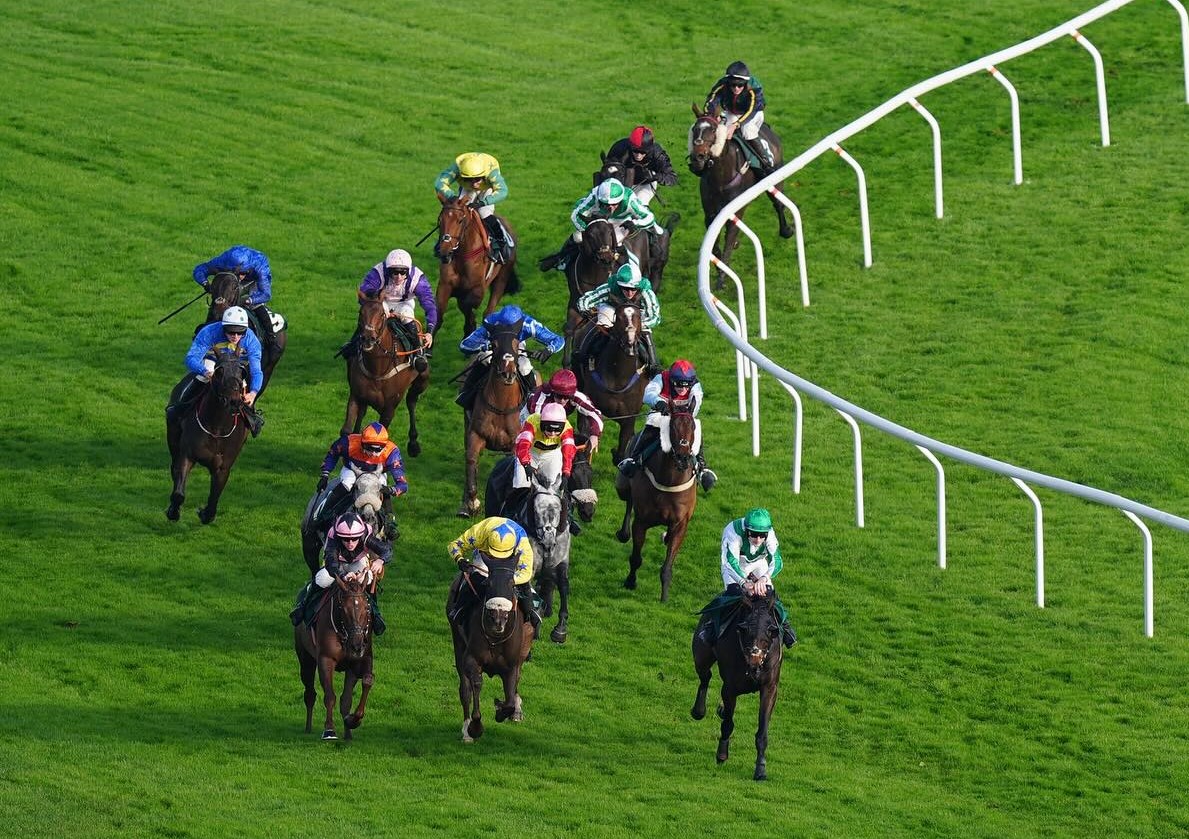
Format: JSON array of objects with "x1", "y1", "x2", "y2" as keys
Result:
[
  {"x1": 560, "y1": 432, "x2": 576, "y2": 476},
  {"x1": 481, "y1": 169, "x2": 508, "y2": 205},
  {"x1": 320, "y1": 435, "x2": 347, "y2": 475},
  {"x1": 413, "y1": 274, "x2": 440, "y2": 334},
  {"x1": 642, "y1": 374, "x2": 664, "y2": 408},
  {"x1": 366, "y1": 535, "x2": 392, "y2": 566},
  {"x1": 526, "y1": 318, "x2": 565, "y2": 355},
  {"x1": 458, "y1": 326, "x2": 491, "y2": 355},
  {"x1": 434, "y1": 163, "x2": 461, "y2": 200},
  {"x1": 513, "y1": 424, "x2": 535, "y2": 466},
  {"x1": 386, "y1": 462, "x2": 408, "y2": 497}
]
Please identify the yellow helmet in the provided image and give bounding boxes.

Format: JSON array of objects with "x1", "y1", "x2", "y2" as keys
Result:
[
  {"x1": 457, "y1": 152, "x2": 494, "y2": 180},
  {"x1": 485, "y1": 519, "x2": 521, "y2": 558}
]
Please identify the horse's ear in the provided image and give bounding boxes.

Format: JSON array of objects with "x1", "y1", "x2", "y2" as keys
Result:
[
  {"x1": 691, "y1": 102, "x2": 701, "y2": 117},
  {"x1": 438, "y1": 193, "x2": 450, "y2": 206},
  {"x1": 600, "y1": 150, "x2": 606, "y2": 163}
]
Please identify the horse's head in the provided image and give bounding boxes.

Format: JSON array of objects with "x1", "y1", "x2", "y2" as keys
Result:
[
  {"x1": 357, "y1": 298, "x2": 391, "y2": 353},
  {"x1": 486, "y1": 324, "x2": 522, "y2": 386},
  {"x1": 352, "y1": 472, "x2": 386, "y2": 520},
  {"x1": 688, "y1": 104, "x2": 726, "y2": 175},
  {"x1": 580, "y1": 218, "x2": 618, "y2": 266},
  {"x1": 567, "y1": 450, "x2": 598, "y2": 523},
  {"x1": 210, "y1": 354, "x2": 248, "y2": 410},
  {"x1": 610, "y1": 302, "x2": 642, "y2": 355},
  {"x1": 662, "y1": 407, "x2": 699, "y2": 473},
  {"x1": 207, "y1": 271, "x2": 245, "y2": 321},
  {"x1": 335, "y1": 576, "x2": 373, "y2": 659},
  {"x1": 480, "y1": 556, "x2": 521, "y2": 642},
  {"x1": 736, "y1": 590, "x2": 780, "y2": 675},
  {"x1": 436, "y1": 198, "x2": 476, "y2": 262},
  {"x1": 529, "y1": 470, "x2": 566, "y2": 550},
  {"x1": 596, "y1": 158, "x2": 634, "y2": 189}
]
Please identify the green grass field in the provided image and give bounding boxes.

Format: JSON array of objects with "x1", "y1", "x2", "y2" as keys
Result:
[{"x1": 3, "y1": 1, "x2": 1189, "y2": 836}]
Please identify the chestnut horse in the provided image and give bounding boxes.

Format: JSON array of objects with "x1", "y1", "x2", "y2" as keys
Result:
[
  {"x1": 614, "y1": 405, "x2": 699, "y2": 601},
  {"x1": 203, "y1": 271, "x2": 286, "y2": 396},
  {"x1": 691, "y1": 590, "x2": 784, "y2": 781},
  {"x1": 295, "y1": 575, "x2": 377, "y2": 741},
  {"x1": 342, "y1": 299, "x2": 430, "y2": 452},
  {"x1": 165, "y1": 355, "x2": 250, "y2": 524},
  {"x1": 574, "y1": 303, "x2": 648, "y2": 464},
  {"x1": 688, "y1": 104, "x2": 794, "y2": 282},
  {"x1": 434, "y1": 198, "x2": 520, "y2": 339},
  {"x1": 459, "y1": 323, "x2": 526, "y2": 517},
  {"x1": 447, "y1": 556, "x2": 534, "y2": 742}
]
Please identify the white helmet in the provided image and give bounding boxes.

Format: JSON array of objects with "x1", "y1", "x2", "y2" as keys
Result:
[
  {"x1": 384, "y1": 248, "x2": 412, "y2": 271},
  {"x1": 221, "y1": 306, "x2": 250, "y2": 331},
  {"x1": 595, "y1": 178, "x2": 628, "y2": 205}
]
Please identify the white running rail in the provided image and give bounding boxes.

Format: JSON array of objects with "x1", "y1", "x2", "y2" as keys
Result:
[{"x1": 697, "y1": 0, "x2": 1189, "y2": 637}]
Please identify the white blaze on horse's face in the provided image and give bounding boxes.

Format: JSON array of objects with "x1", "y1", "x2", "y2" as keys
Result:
[{"x1": 621, "y1": 305, "x2": 638, "y2": 344}]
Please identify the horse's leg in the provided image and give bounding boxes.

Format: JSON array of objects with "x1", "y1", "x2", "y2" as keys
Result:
[
  {"x1": 658, "y1": 517, "x2": 690, "y2": 603},
  {"x1": 340, "y1": 670, "x2": 358, "y2": 741},
  {"x1": 318, "y1": 655, "x2": 339, "y2": 740},
  {"x1": 349, "y1": 666, "x2": 375, "y2": 732},
  {"x1": 691, "y1": 639, "x2": 715, "y2": 720},
  {"x1": 459, "y1": 431, "x2": 484, "y2": 517},
  {"x1": 495, "y1": 666, "x2": 523, "y2": 723},
  {"x1": 296, "y1": 641, "x2": 316, "y2": 733},
  {"x1": 768, "y1": 190, "x2": 794, "y2": 239},
  {"x1": 167, "y1": 453, "x2": 193, "y2": 521},
  {"x1": 624, "y1": 516, "x2": 647, "y2": 591},
  {"x1": 754, "y1": 678, "x2": 779, "y2": 781},
  {"x1": 341, "y1": 391, "x2": 365, "y2": 437},
  {"x1": 434, "y1": 270, "x2": 455, "y2": 339},
  {"x1": 549, "y1": 561, "x2": 570, "y2": 644},
  {"x1": 538, "y1": 574, "x2": 555, "y2": 618},
  {"x1": 458, "y1": 656, "x2": 485, "y2": 742},
  {"x1": 615, "y1": 493, "x2": 633, "y2": 544},
  {"x1": 717, "y1": 689, "x2": 738, "y2": 764},
  {"x1": 614, "y1": 418, "x2": 635, "y2": 466},
  {"x1": 404, "y1": 373, "x2": 429, "y2": 458},
  {"x1": 197, "y1": 463, "x2": 230, "y2": 525}
]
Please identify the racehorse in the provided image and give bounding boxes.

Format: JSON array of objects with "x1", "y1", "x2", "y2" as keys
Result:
[
  {"x1": 688, "y1": 104, "x2": 794, "y2": 283},
  {"x1": 203, "y1": 271, "x2": 286, "y2": 395},
  {"x1": 447, "y1": 556, "x2": 534, "y2": 742},
  {"x1": 434, "y1": 197, "x2": 520, "y2": 339},
  {"x1": 300, "y1": 472, "x2": 392, "y2": 576},
  {"x1": 614, "y1": 405, "x2": 699, "y2": 602},
  {"x1": 165, "y1": 355, "x2": 250, "y2": 524},
  {"x1": 691, "y1": 590, "x2": 784, "y2": 781},
  {"x1": 563, "y1": 218, "x2": 618, "y2": 366},
  {"x1": 295, "y1": 575, "x2": 377, "y2": 741},
  {"x1": 459, "y1": 323, "x2": 527, "y2": 517},
  {"x1": 342, "y1": 298, "x2": 430, "y2": 453},
  {"x1": 592, "y1": 156, "x2": 679, "y2": 293},
  {"x1": 574, "y1": 303, "x2": 648, "y2": 464},
  {"x1": 484, "y1": 454, "x2": 573, "y2": 644}
]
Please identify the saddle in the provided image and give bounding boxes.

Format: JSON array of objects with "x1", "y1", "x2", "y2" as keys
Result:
[
  {"x1": 730, "y1": 136, "x2": 762, "y2": 172},
  {"x1": 384, "y1": 317, "x2": 425, "y2": 354}
]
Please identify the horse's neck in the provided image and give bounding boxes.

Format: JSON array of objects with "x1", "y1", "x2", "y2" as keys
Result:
[
  {"x1": 198, "y1": 390, "x2": 239, "y2": 432},
  {"x1": 599, "y1": 334, "x2": 639, "y2": 378},
  {"x1": 482, "y1": 365, "x2": 522, "y2": 408}
]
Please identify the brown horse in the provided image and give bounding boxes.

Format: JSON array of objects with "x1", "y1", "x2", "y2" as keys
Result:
[
  {"x1": 691, "y1": 590, "x2": 784, "y2": 781},
  {"x1": 204, "y1": 271, "x2": 286, "y2": 396},
  {"x1": 574, "y1": 303, "x2": 648, "y2": 464},
  {"x1": 614, "y1": 406, "x2": 699, "y2": 601},
  {"x1": 165, "y1": 356, "x2": 250, "y2": 524},
  {"x1": 459, "y1": 323, "x2": 527, "y2": 517},
  {"x1": 295, "y1": 575, "x2": 377, "y2": 741},
  {"x1": 434, "y1": 198, "x2": 520, "y2": 339},
  {"x1": 447, "y1": 556, "x2": 534, "y2": 742},
  {"x1": 689, "y1": 104, "x2": 794, "y2": 283},
  {"x1": 342, "y1": 299, "x2": 431, "y2": 453},
  {"x1": 563, "y1": 218, "x2": 618, "y2": 366}
]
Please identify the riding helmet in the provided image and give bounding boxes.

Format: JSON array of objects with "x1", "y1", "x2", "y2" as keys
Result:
[
  {"x1": 668, "y1": 359, "x2": 698, "y2": 387},
  {"x1": 384, "y1": 249, "x2": 413, "y2": 271},
  {"x1": 725, "y1": 61, "x2": 751, "y2": 82},
  {"x1": 334, "y1": 511, "x2": 369, "y2": 541},
  {"x1": 613, "y1": 262, "x2": 645, "y2": 289},
  {"x1": 484, "y1": 519, "x2": 522, "y2": 558},
  {"x1": 540, "y1": 402, "x2": 567, "y2": 436},
  {"x1": 221, "y1": 306, "x2": 250, "y2": 333},
  {"x1": 548, "y1": 369, "x2": 578, "y2": 398},
  {"x1": 595, "y1": 178, "x2": 628, "y2": 205},
  {"x1": 743, "y1": 507, "x2": 773, "y2": 536},
  {"x1": 456, "y1": 152, "x2": 494, "y2": 180},
  {"x1": 360, "y1": 422, "x2": 390, "y2": 454},
  {"x1": 484, "y1": 304, "x2": 524, "y2": 328},
  {"x1": 628, "y1": 125, "x2": 654, "y2": 151}
]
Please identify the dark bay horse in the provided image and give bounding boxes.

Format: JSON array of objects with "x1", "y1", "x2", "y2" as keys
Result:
[
  {"x1": 165, "y1": 356, "x2": 250, "y2": 524},
  {"x1": 295, "y1": 575, "x2": 377, "y2": 741},
  {"x1": 204, "y1": 271, "x2": 286, "y2": 395},
  {"x1": 574, "y1": 303, "x2": 648, "y2": 464},
  {"x1": 563, "y1": 218, "x2": 618, "y2": 366},
  {"x1": 459, "y1": 323, "x2": 526, "y2": 517},
  {"x1": 342, "y1": 299, "x2": 430, "y2": 453},
  {"x1": 447, "y1": 556, "x2": 534, "y2": 742},
  {"x1": 434, "y1": 198, "x2": 520, "y2": 339},
  {"x1": 614, "y1": 406, "x2": 699, "y2": 601},
  {"x1": 484, "y1": 458, "x2": 573, "y2": 644},
  {"x1": 689, "y1": 105, "x2": 794, "y2": 282},
  {"x1": 691, "y1": 590, "x2": 784, "y2": 781}
]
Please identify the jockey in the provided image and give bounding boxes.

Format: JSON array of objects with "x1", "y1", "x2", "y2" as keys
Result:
[
  {"x1": 434, "y1": 152, "x2": 512, "y2": 264},
  {"x1": 603, "y1": 125, "x2": 678, "y2": 207},
  {"x1": 524, "y1": 368, "x2": 604, "y2": 454},
  {"x1": 618, "y1": 358, "x2": 717, "y2": 491},
  {"x1": 192, "y1": 245, "x2": 278, "y2": 353},
  {"x1": 539, "y1": 177, "x2": 663, "y2": 273},
  {"x1": 455, "y1": 304, "x2": 564, "y2": 411},
  {"x1": 699, "y1": 508, "x2": 796, "y2": 647},
  {"x1": 572, "y1": 262, "x2": 662, "y2": 375},
  {"x1": 448, "y1": 516, "x2": 540, "y2": 635},
  {"x1": 317, "y1": 421, "x2": 407, "y2": 536},
  {"x1": 705, "y1": 60, "x2": 774, "y2": 173},
  {"x1": 167, "y1": 306, "x2": 265, "y2": 437},
  {"x1": 290, "y1": 511, "x2": 392, "y2": 635},
  {"x1": 343, "y1": 248, "x2": 438, "y2": 371},
  {"x1": 513, "y1": 402, "x2": 576, "y2": 489}
]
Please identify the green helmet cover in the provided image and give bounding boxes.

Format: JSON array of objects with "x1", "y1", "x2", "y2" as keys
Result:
[{"x1": 743, "y1": 508, "x2": 772, "y2": 533}]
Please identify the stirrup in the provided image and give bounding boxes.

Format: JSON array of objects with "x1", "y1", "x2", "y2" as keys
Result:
[
  {"x1": 699, "y1": 468, "x2": 717, "y2": 491},
  {"x1": 413, "y1": 354, "x2": 428, "y2": 372},
  {"x1": 617, "y1": 457, "x2": 639, "y2": 477}
]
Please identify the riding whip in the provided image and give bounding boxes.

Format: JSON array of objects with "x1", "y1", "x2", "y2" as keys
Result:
[
  {"x1": 157, "y1": 288, "x2": 208, "y2": 325},
  {"x1": 415, "y1": 223, "x2": 440, "y2": 247}
]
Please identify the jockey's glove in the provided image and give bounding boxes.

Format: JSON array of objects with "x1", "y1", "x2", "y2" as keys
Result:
[
  {"x1": 531, "y1": 349, "x2": 553, "y2": 361},
  {"x1": 655, "y1": 401, "x2": 670, "y2": 416},
  {"x1": 316, "y1": 474, "x2": 329, "y2": 492}
]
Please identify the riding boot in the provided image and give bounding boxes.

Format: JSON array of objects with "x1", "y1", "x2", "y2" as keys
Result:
[
  {"x1": 167, "y1": 375, "x2": 205, "y2": 419},
  {"x1": 252, "y1": 305, "x2": 277, "y2": 353},
  {"x1": 291, "y1": 581, "x2": 314, "y2": 626},
  {"x1": 516, "y1": 583, "x2": 541, "y2": 638},
  {"x1": 781, "y1": 620, "x2": 798, "y2": 647},
  {"x1": 519, "y1": 371, "x2": 537, "y2": 399},
  {"x1": 539, "y1": 237, "x2": 578, "y2": 272},
  {"x1": 482, "y1": 216, "x2": 508, "y2": 264},
  {"x1": 568, "y1": 508, "x2": 582, "y2": 535},
  {"x1": 639, "y1": 334, "x2": 662, "y2": 376},
  {"x1": 370, "y1": 595, "x2": 387, "y2": 636},
  {"x1": 243, "y1": 405, "x2": 265, "y2": 438},
  {"x1": 337, "y1": 327, "x2": 361, "y2": 360},
  {"x1": 454, "y1": 361, "x2": 486, "y2": 408},
  {"x1": 696, "y1": 452, "x2": 717, "y2": 491},
  {"x1": 751, "y1": 137, "x2": 776, "y2": 174}
]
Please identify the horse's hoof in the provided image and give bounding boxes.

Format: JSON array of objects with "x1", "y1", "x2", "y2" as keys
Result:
[
  {"x1": 614, "y1": 528, "x2": 629, "y2": 544},
  {"x1": 197, "y1": 507, "x2": 215, "y2": 525},
  {"x1": 550, "y1": 626, "x2": 567, "y2": 644},
  {"x1": 461, "y1": 721, "x2": 475, "y2": 744},
  {"x1": 691, "y1": 704, "x2": 706, "y2": 721},
  {"x1": 456, "y1": 506, "x2": 472, "y2": 518},
  {"x1": 623, "y1": 576, "x2": 637, "y2": 590},
  {"x1": 716, "y1": 752, "x2": 729, "y2": 764},
  {"x1": 754, "y1": 768, "x2": 768, "y2": 781},
  {"x1": 344, "y1": 714, "x2": 362, "y2": 730},
  {"x1": 495, "y1": 704, "x2": 513, "y2": 723},
  {"x1": 321, "y1": 729, "x2": 338, "y2": 741},
  {"x1": 165, "y1": 507, "x2": 180, "y2": 522},
  {"x1": 779, "y1": 226, "x2": 795, "y2": 239},
  {"x1": 407, "y1": 440, "x2": 421, "y2": 458}
]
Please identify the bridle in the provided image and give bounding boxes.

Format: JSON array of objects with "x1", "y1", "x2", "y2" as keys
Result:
[
  {"x1": 195, "y1": 359, "x2": 246, "y2": 438},
  {"x1": 331, "y1": 579, "x2": 372, "y2": 656},
  {"x1": 735, "y1": 598, "x2": 779, "y2": 679}
]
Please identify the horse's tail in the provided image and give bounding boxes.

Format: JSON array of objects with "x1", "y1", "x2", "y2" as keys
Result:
[{"x1": 503, "y1": 264, "x2": 521, "y2": 296}]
